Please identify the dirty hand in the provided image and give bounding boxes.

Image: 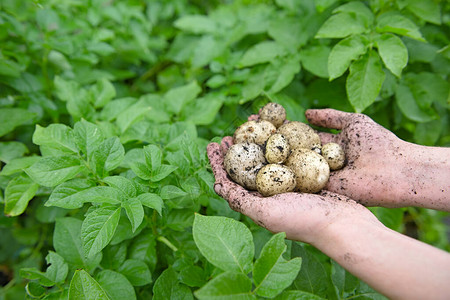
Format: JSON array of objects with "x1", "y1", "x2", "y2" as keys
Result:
[
  {"x1": 306, "y1": 109, "x2": 450, "y2": 210},
  {"x1": 206, "y1": 137, "x2": 380, "y2": 245}
]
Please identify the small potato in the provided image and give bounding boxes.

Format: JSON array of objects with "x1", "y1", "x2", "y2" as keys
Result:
[
  {"x1": 265, "y1": 133, "x2": 290, "y2": 164},
  {"x1": 233, "y1": 120, "x2": 276, "y2": 145},
  {"x1": 277, "y1": 121, "x2": 321, "y2": 151},
  {"x1": 224, "y1": 142, "x2": 266, "y2": 190},
  {"x1": 285, "y1": 148, "x2": 330, "y2": 193},
  {"x1": 260, "y1": 102, "x2": 286, "y2": 128},
  {"x1": 322, "y1": 142, "x2": 345, "y2": 170},
  {"x1": 256, "y1": 164, "x2": 296, "y2": 197}
]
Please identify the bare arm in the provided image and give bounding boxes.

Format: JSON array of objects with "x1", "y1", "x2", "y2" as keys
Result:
[{"x1": 305, "y1": 109, "x2": 450, "y2": 211}]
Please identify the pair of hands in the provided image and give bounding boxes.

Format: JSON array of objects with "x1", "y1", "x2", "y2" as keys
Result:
[{"x1": 207, "y1": 109, "x2": 411, "y2": 245}]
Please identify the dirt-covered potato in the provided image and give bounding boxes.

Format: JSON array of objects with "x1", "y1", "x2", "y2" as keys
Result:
[
  {"x1": 260, "y1": 102, "x2": 286, "y2": 128},
  {"x1": 224, "y1": 142, "x2": 266, "y2": 190},
  {"x1": 322, "y1": 142, "x2": 345, "y2": 170},
  {"x1": 277, "y1": 121, "x2": 321, "y2": 151},
  {"x1": 256, "y1": 164, "x2": 296, "y2": 197},
  {"x1": 265, "y1": 133, "x2": 290, "y2": 164},
  {"x1": 285, "y1": 148, "x2": 330, "y2": 193},
  {"x1": 233, "y1": 120, "x2": 276, "y2": 145}
]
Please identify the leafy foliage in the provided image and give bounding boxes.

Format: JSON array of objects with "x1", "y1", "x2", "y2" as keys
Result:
[{"x1": 0, "y1": 0, "x2": 448, "y2": 299}]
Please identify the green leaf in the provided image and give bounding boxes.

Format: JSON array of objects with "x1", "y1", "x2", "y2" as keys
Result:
[
  {"x1": 269, "y1": 55, "x2": 301, "y2": 93},
  {"x1": 331, "y1": 260, "x2": 359, "y2": 298},
  {"x1": 82, "y1": 206, "x2": 121, "y2": 258},
  {"x1": 143, "y1": 144, "x2": 162, "y2": 171},
  {"x1": 0, "y1": 58, "x2": 22, "y2": 77},
  {"x1": 346, "y1": 50, "x2": 385, "y2": 112},
  {"x1": 90, "y1": 78, "x2": 116, "y2": 108},
  {"x1": 369, "y1": 207, "x2": 405, "y2": 231},
  {"x1": 164, "y1": 81, "x2": 201, "y2": 115},
  {"x1": 47, "y1": 183, "x2": 122, "y2": 209},
  {"x1": 328, "y1": 35, "x2": 368, "y2": 80},
  {"x1": 0, "y1": 108, "x2": 35, "y2": 137},
  {"x1": 25, "y1": 282, "x2": 47, "y2": 298},
  {"x1": 136, "y1": 193, "x2": 164, "y2": 215},
  {"x1": 68, "y1": 270, "x2": 111, "y2": 300},
  {"x1": 54, "y1": 218, "x2": 102, "y2": 269},
  {"x1": 275, "y1": 290, "x2": 326, "y2": 300},
  {"x1": 333, "y1": 2, "x2": 374, "y2": 26},
  {"x1": 73, "y1": 119, "x2": 105, "y2": 157},
  {"x1": 174, "y1": 15, "x2": 217, "y2": 34},
  {"x1": 182, "y1": 94, "x2": 225, "y2": 125},
  {"x1": 25, "y1": 155, "x2": 84, "y2": 187},
  {"x1": 315, "y1": 13, "x2": 367, "y2": 39},
  {"x1": 122, "y1": 197, "x2": 144, "y2": 232},
  {"x1": 160, "y1": 185, "x2": 188, "y2": 200},
  {"x1": 292, "y1": 243, "x2": 329, "y2": 297},
  {"x1": 414, "y1": 120, "x2": 442, "y2": 146},
  {"x1": 195, "y1": 272, "x2": 255, "y2": 300},
  {"x1": 301, "y1": 45, "x2": 330, "y2": 78},
  {"x1": 406, "y1": 0, "x2": 441, "y2": 25},
  {"x1": 101, "y1": 244, "x2": 127, "y2": 270},
  {"x1": 238, "y1": 41, "x2": 285, "y2": 68},
  {"x1": 118, "y1": 259, "x2": 152, "y2": 286},
  {"x1": 376, "y1": 12, "x2": 425, "y2": 42},
  {"x1": 33, "y1": 124, "x2": 78, "y2": 155},
  {"x1": 96, "y1": 270, "x2": 136, "y2": 300},
  {"x1": 180, "y1": 266, "x2": 206, "y2": 287},
  {"x1": 54, "y1": 76, "x2": 80, "y2": 103},
  {"x1": 375, "y1": 34, "x2": 408, "y2": 77},
  {"x1": 253, "y1": 232, "x2": 302, "y2": 298},
  {"x1": 103, "y1": 176, "x2": 137, "y2": 198},
  {"x1": 395, "y1": 83, "x2": 437, "y2": 122},
  {"x1": 0, "y1": 142, "x2": 29, "y2": 163},
  {"x1": 0, "y1": 156, "x2": 41, "y2": 176},
  {"x1": 91, "y1": 137, "x2": 125, "y2": 177},
  {"x1": 4, "y1": 174, "x2": 38, "y2": 216},
  {"x1": 151, "y1": 164, "x2": 178, "y2": 182},
  {"x1": 193, "y1": 214, "x2": 254, "y2": 274},
  {"x1": 153, "y1": 268, "x2": 193, "y2": 300},
  {"x1": 44, "y1": 251, "x2": 69, "y2": 285}
]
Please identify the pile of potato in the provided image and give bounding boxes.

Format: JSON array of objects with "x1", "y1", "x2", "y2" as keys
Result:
[{"x1": 224, "y1": 103, "x2": 345, "y2": 197}]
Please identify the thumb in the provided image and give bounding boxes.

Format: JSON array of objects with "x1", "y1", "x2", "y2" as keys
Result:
[{"x1": 305, "y1": 109, "x2": 353, "y2": 130}]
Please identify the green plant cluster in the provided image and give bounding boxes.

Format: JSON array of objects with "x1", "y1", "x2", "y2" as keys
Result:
[{"x1": 0, "y1": 0, "x2": 449, "y2": 299}]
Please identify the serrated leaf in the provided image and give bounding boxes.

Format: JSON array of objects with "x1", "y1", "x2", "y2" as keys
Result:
[
  {"x1": 238, "y1": 41, "x2": 285, "y2": 68},
  {"x1": 118, "y1": 259, "x2": 152, "y2": 286},
  {"x1": 26, "y1": 155, "x2": 83, "y2": 187},
  {"x1": 375, "y1": 34, "x2": 408, "y2": 77},
  {"x1": 193, "y1": 214, "x2": 254, "y2": 274},
  {"x1": 328, "y1": 35, "x2": 368, "y2": 80},
  {"x1": 136, "y1": 193, "x2": 163, "y2": 215},
  {"x1": 122, "y1": 197, "x2": 144, "y2": 232},
  {"x1": 91, "y1": 137, "x2": 125, "y2": 177},
  {"x1": 82, "y1": 206, "x2": 121, "y2": 258},
  {"x1": 73, "y1": 119, "x2": 105, "y2": 158},
  {"x1": 68, "y1": 270, "x2": 110, "y2": 300},
  {"x1": 315, "y1": 13, "x2": 367, "y2": 39},
  {"x1": 0, "y1": 108, "x2": 35, "y2": 137},
  {"x1": 253, "y1": 233, "x2": 302, "y2": 298},
  {"x1": 195, "y1": 272, "x2": 255, "y2": 300},
  {"x1": 346, "y1": 50, "x2": 385, "y2": 113},
  {"x1": 4, "y1": 174, "x2": 39, "y2": 216},
  {"x1": 376, "y1": 12, "x2": 425, "y2": 42},
  {"x1": 153, "y1": 268, "x2": 193, "y2": 300},
  {"x1": 96, "y1": 270, "x2": 136, "y2": 300},
  {"x1": 33, "y1": 124, "x2": 78, "y2": 155}
]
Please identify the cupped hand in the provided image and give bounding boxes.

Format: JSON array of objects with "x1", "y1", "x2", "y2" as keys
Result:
[
  {"x1": 305, "y1": 109, "x2": 412, "y2": 207},
  {"x1": 207, "y1": 137, "x2": 379, "y2": 245}
]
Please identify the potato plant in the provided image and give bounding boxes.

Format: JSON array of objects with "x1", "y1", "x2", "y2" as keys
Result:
[{"x1": 0, "y1": 0, "x2": 449, "y2": 299}]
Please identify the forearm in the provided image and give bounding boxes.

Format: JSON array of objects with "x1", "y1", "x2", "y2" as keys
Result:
[
  {"x1": 315, "y1": 218, "x2": 450, "y2": 300},
  {"x1": 396, "y1": 142, "x2": 450, "y2": 210}
]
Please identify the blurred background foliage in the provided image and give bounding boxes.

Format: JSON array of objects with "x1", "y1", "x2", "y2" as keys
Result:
[{"x1": 0, "y1": 0, "x2": 449, "y2": 298}]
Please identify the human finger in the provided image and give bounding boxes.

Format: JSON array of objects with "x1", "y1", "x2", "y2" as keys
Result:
[
  {"x1": 305, "y1": 109, "x2": 353, "y2": 130},
  {"x1": 317, "y1": 132, "x2": 340, "y2": 145},
  {"x1": 248, "y1": 114, "x2": 259, "y2": 121},
  {"x1": 220, "y1": 136, "x2": 233, "y2": 154},
  {"x1": 206, "y1": 142, "x2": 228, "y2": 182}
]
